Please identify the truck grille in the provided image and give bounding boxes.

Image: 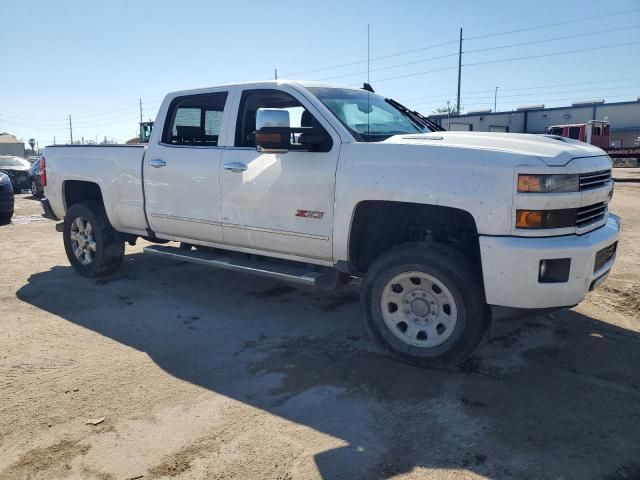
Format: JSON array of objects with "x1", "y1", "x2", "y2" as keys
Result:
[
  {"x1": 579, "y1": 170, "x2": 611, "y2": 190},
  {"x1": 594, "y1": 241, "x2": 617, "y2": 273},
  {"x1": 576, "y1": 202, "x2": 607, "y2": 228}
]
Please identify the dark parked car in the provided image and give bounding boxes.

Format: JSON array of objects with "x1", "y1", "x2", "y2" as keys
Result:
[
  {"x1": 29, "y1": 157, "x2": 44, "y2": 197},
  {"x1": 0, "y1": 156, "x2": 31, "y2": 193},
  {"x1": 0, "y1": 172, "x2": 15, "y2": 224}
]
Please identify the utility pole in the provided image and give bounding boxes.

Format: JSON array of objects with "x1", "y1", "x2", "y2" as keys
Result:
[
  {"x1": 68, "y1": 115, "x2": 73, "y2": 144},
  {"x1": 274, "y1": 68, "x2": 278, "y2": 80},
  {"x1": 494, "y1": 86, "x2": 499, "y2": 112},
  {"x1": 139, "y1": 98, "x2": 143, "y2": 123},
  {"x1": 456, "y1": 28, "x2": 463, "y2": 115}
]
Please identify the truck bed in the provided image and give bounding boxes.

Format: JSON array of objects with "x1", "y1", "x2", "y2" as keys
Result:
[{"x1": 44, "y1": 144, "x2": 149, "y2": 235}]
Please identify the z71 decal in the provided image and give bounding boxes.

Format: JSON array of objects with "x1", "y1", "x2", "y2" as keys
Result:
[{"x1": 295, "y1": 209, "x2": 324, "y2": 219}]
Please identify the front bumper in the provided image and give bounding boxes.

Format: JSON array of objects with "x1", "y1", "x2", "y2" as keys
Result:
[
  {"x1": 7, "y1": 174, "x2": 31, "y2": 192},
  {"x1": 480, "y1": 214, "x2": 621, "y2": 309}
]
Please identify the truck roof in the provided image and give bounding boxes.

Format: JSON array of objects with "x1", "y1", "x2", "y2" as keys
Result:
[{"x1": 167, "y1": 79, "x2": 361, "y2": 98}]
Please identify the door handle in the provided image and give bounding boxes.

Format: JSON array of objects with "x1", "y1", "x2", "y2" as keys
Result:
[
  {"x1": 148, "y1": 158, "x2": 166, "y2": 168},
  {"x1": 224, "y1": 162, "x2": 248, "y2": 173}
]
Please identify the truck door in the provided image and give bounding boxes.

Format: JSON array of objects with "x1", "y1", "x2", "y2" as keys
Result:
[
  {"x1": 220, "y1": 87, "x2": 340, "y2": 260},
  {"x1": 143, "y1": 89, "x2": 233, "y2": 242}
]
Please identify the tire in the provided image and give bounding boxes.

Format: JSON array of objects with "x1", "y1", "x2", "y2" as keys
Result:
[
  {"x1": 361, "y1": 241, "x2": 487, "y2": 367},
  {"x1": 31, "y1": 180, "x2": 41, "y2": 198},
  {"x1": 63, "y1": 202, "x2": 125, "y2": 277},
  {"x1": 0, "y1": 212, "x2": 12, "y2": 225}
]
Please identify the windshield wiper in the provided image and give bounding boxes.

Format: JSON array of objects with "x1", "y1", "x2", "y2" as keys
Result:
[{"x1": 385, "y1": 98, "x2": 446, "y2": 132}]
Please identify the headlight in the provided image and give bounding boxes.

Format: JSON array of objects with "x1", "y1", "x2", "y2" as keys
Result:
[
  {"x1": 516, "y1": 209, "x2": 575, "y2": 229},
  {"x1": 517, "y1": 174, "x2": 579, "y2": 193}
]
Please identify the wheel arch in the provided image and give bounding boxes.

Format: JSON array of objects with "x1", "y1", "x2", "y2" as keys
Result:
[{"x1": 346, "y1": 200, "x2": 481, "y2": 276}]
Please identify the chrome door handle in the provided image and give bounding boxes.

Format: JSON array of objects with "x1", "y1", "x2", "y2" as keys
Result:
[
  {"x1": 148, "y1": 158, "x2": 166, "y2": 168},
  {"x1": 224, "y1": 162, "x2": 248, "y2": 173}
]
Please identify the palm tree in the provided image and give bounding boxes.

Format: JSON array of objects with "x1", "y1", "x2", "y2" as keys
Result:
[{"x1": 28, "y1": 138, "x2": 36, "y2": 153}]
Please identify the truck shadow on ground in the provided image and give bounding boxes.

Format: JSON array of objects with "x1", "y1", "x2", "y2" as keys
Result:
[{"x1": 16, "y1": 253, "x2": 640, "y2": 479}]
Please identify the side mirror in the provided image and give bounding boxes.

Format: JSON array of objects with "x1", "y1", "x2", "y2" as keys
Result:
[
  {"x1": 255, "y1": 107, "x2": 333, "y2": 153},
  {"x1": 256, "y1": 108, "x2": 291, "y2": 153}
]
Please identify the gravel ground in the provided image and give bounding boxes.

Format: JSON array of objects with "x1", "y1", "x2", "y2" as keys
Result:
[{"x1": 0, "y1": 183, "x2": 639, "y2": 480}]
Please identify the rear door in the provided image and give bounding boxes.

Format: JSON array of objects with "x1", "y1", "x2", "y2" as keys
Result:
[
  {"x1": 144, "y1": 89, "x2": 233, "y2": 242},
  {"x1": 219, "y1": 87, "x2": 340, "y2": 260}
]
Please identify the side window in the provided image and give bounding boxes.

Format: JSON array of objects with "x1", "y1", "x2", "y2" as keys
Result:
[
  {"x1": 568, "y1": 126, "x2": 580, "y2": 140},
  {"x1": 235, "y1": 89, "x2": 323, "y2": 148},
  {"x1": 163, "y1": 92, "x2": 228, "y2": 146}
]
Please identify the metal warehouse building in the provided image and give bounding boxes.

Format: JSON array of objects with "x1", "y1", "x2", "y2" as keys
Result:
[{"x1": 429, "y1": 99, "x2": 640, "y2": 148}]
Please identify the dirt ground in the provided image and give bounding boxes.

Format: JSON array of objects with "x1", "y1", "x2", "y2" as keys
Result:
[{"x1": 1, "y1": 180, "x2": 639, "y2": 480}]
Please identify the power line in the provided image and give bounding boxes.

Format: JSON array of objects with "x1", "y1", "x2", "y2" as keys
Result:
[
  {"x1": 410, "y1": 83, "x2": 640, "y2": 106},
  {"x1": 317, "y1": 51, "x2": 458, "y2": 81},
  {"x1": 464, "y1": 41, "x2": 640, "y2": 68},
  {"x1": 375, "y1": 65, "x2": 459, "y2": 83},
  {"x1": 465, "y1": 25, "x2": 640, "y2": 54},
  {"x1": 282, "y1": 39, "x2": 459, "y2": 77},
  {"x1": 280, "y1": 7, "x2": 639, "y2": 80},
  {"x1": 465, "y1": 7, "x2": 640, "y2": 40}
]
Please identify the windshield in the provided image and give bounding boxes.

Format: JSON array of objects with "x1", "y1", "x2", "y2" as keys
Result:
[
  {"x1": 307, "y1": 87, "x2": 430, "y2": 142},
  {"x1": 0, "y1": 157, "x2": 28, "y2": 167}
]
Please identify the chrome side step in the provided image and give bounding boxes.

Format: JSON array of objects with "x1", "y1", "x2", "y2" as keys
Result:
[{"x1": 143, "y1": 245, "x2": 324, "y2": 286}]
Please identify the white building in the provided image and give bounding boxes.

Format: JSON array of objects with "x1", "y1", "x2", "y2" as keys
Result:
[{"x1": 429, "y1": 99, "x2": 640, "y2": 148}]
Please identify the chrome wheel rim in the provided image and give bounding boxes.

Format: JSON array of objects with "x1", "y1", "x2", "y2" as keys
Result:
[
  {"x1": 70, "y1": 216, "x2": 96, "y2": 265},
  {"x1": 31, "y1": 181, "x2": 37, "y2": 196},
  {"x1": 380, "y1": 271, "x2": 458, "y2": 348}
]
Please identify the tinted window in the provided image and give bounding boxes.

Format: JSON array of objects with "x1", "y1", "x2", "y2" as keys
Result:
[
  {"x1": 235, "y1": 89, "x2": 321, "y2": 148},
  {"x1": 163, "y1": 92, "x2": 228, "y2": 146},
  {"x1": 568, "y1": 127, "x2": 581, "y2": 140}
]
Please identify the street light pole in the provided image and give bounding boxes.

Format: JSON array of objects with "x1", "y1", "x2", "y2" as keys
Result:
[
  {"x1": 456, "y1": 28, "x2": 462, "y2": 115},
  {"x1": 494, "y1": 86, "x2": 499, "y2": 112}
]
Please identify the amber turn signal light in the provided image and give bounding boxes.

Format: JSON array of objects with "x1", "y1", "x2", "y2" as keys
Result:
[
  {"x1": 516, "y1": 210, "x2": 544, "y2": 228},
  {"x1": 516, "y1": 208, "x2": 576, "y2": 229}
]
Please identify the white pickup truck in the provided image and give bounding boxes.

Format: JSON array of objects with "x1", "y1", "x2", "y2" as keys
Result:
[{"x1": 42, "y1": 80, "x2": 620, "y2": 366}]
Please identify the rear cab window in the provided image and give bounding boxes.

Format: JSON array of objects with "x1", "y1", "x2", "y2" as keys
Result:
[{"x1": 163, "y1": 92, "x2": 228, "y2": 146}]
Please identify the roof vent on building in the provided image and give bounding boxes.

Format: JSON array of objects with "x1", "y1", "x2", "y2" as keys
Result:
[
  {"x1": 571, "y1": 99, "x2": 605, "y2": 106},
  {"x1": 516, "y1": 104, "x2": 544, "y2": 111},
  {"x1": 467, "y1": 108, "x2": 492, "y2": 114}
]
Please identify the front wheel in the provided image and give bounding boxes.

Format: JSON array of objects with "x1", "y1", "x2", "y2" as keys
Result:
[
  {"x1": 63, "y1": 202, "x2": 124, "y2": 277},
  {"x1": 361, "y1": 242, "x2": 487, "y2": 367}
]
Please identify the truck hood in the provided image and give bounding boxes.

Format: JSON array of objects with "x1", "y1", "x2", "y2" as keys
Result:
[
  {"x1": 0, "y1": 165, "x2": 30, "y2": 173},
  {"x1": 383, "y1": 131, "x2": 607, "y2": 166}
]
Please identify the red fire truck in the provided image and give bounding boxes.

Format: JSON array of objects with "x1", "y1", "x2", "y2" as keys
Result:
[{"x1": 546, "y1": 120, "x2": 640, "y2": 165}]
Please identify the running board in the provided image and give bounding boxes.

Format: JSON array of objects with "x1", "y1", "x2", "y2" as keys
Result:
[{"x1": 143, "y1": 245, "x2": 325, "y2": 286}]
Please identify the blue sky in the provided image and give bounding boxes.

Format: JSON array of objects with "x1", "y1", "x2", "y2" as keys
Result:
[{"x1": 1, "y1": 0, "x2": 639, "y2": 146}]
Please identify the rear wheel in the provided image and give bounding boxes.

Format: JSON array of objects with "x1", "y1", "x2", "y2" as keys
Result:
[
  {"x1": 63, "y1": 202, "x2": 124, "y2": 277},
  {"x1": 361, "y1": 242, "x2": 487, "y2": 366},
  {"x1": 31, "y1": 180, "x2": 40, "y2": 198}
]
